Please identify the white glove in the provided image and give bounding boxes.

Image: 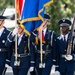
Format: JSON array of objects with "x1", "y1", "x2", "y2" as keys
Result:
[
  {"x1": 52, "y1": 65, "x2": 56, "y2": 69},
  {"x1": 12, "y1": 28, "x2": 18, "y2": 36},
  {"x1": 29, "y1": 67, "x2": 34, "y2": 72},
  {"x1": 55, "y1": 71, "x2": 60, "y2": 75},
  {"x1": 51, "y1": 65, "x2": 55, "y2": 74},
  {"x1": 65, "y1": 55, "x2": 73, "y2": 61},
  {"x1": 5, "y1": 64, "x2": 10, "y2": 68}
]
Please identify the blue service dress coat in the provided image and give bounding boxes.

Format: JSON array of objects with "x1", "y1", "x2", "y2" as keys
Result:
[
  {"x1": 30, "y1": 29, "x2": 57, "y2": 75},
  {"x1": 5, "y1": 32, "x2": 30, "y2": 75},
  {"x1": 56, "y1": 32, "x2": 75, "y2": 75},
  {"x1": 0, "y1": 27, "x2": 10, "y2": 75}
]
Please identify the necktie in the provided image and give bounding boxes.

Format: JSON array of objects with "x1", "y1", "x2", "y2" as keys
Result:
[
  {"x1": 64, "y1": 36, "x2": 66, "y2": 42},
  {"x1": 18, "y1": 36, "x2": 22, "y2": 45}
]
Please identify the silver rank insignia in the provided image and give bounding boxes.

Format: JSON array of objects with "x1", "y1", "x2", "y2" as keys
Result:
[
  {"x1": 62, "y1": 19, "x2": 65, "y2": 22},
  {"x1": 2, "y1": 40, "x2": 5, "y2": 43}
]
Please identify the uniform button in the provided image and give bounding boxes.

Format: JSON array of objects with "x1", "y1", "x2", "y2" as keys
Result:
[
  {"x1": 65, "y1": 49, "x2": 66, "y2": 51},
  {"x1": 65, "y1": 60, "x2": 66, "y2": 61},
  {"x1": 0, "y1": 49, "x2": 1, "y2": 51}
]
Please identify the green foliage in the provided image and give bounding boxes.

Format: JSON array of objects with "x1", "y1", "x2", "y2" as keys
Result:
[{"x1": 0, "y1": 0, "x2": 14, "y2": 10}]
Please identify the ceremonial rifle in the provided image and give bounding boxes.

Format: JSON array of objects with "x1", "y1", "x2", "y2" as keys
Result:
[
  {"x1": 0, "y1": 8, "x2": 6, "y2": 15},
  {"x1": 66, "y1": 15, "x2": 75, "y2": 56}
]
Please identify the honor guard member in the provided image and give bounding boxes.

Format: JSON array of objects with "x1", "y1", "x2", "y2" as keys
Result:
[
  {"x1": 5, "y1": 21, "x2": 30, "y2": 75},
  {"x1": 56, "y1": 18, "x2": 75, "y2": 75},
  {"x1": 0, "y1": 16, "x2": 10, "y2": 75},
  {"x1": 30, "y1": 14, "x2": 57, "y2": 75}
]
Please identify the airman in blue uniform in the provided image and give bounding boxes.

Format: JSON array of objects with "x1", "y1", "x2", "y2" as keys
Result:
[
  {"x1": 0, "y1": 15, "x2": 10, "y2": 75},
  {"x1": 56, "y1": 18, "x2": 75, "y2": 75},
  {"x1": 5, "y1": 22, "x2": 30, "y2": 75},
  {"x1": 30, "y1": 14, "x2": 57, "y2": 75}
]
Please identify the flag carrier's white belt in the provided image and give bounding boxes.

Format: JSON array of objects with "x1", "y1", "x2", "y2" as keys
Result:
[
  {"x1": 61, "y1": 54, "x2": 66, "y2": 58},
  {"x1": 13, "y1": 53, "x2": 30, "y2": 58},
  {"x1": 35, "y1": 50, "x2": 51, "y2": 54},
  {"x1": 0, "y1": 48, "x2": 8, "y2": 52}
]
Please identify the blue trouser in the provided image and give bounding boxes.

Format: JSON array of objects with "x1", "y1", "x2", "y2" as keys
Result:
[
  {"x1": 36, "y1": 66, "x2": 52, "y2": 75},
  {"x1": 60, "y1": 71, "x2": 74, "y2": 75},
  {"x1": 0, "y1": 66, "x2": 5, "y2": 75},
  {"x1": 13, "y1": 67, "x2": 29, "y2": 75},
  {"x1": 0, "y1": 53, "x2": 7, "y2": 75}
]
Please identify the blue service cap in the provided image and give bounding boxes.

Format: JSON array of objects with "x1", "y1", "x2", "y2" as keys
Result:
[
  {"x1": 58, "y1": 18, "x2": 72, "y2": 26},
  {"x1": 0, "y1": 15, "x2": 7, "y2": 20},
  {"x1": 44, "y1": 14, "x2": 50, "y2": 20}
]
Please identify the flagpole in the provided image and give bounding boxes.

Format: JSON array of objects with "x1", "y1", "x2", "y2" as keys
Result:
[
  {"x1": 39, "y1": 22, "x2": 44, "y2": 68},
  {"x1": 40, "y1": 27, "x2": 43, "y2": 68},
  {"x1": 14, "y1": 0, "x2": 18, "y2": 66},
  {"x1": 39, "y1": 21, "x2": 46, "y2": 69}
]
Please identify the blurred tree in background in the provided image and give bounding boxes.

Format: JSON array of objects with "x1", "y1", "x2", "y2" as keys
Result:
[
  {"x1": 0, "y1": 0, "x2": 14, "y2": 9},
  {"x1": 0, "y1": 0, "x2": 75, "y2": 34}
]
